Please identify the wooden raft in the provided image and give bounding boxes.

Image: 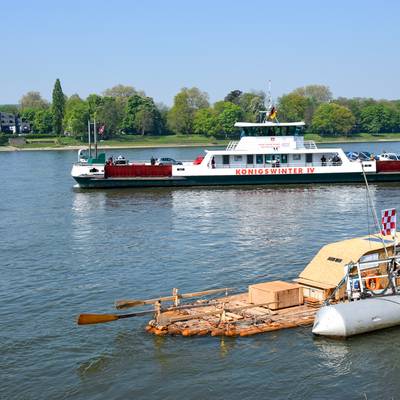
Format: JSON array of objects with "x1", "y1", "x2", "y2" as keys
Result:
[
  {"x1": 78, "y1": 285, "x2": 322, "y2": 337},
  {"x1": 116, "y1": 286, "x2": 320, "y2": 337},
  {"x1": 146, "y1": 294, "x2": 317, "y2": 337}
]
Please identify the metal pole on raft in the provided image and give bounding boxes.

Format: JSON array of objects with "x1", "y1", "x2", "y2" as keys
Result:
[
  {"x1": 88, "y1": 120, "x2": 91, "y2": 158},
  {"x1": 361, "y1": 163, "x2": 388, "y2": 258}
]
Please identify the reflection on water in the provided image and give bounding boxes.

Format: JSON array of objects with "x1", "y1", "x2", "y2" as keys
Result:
[
  {"x1": 72, "y1": 192, "x2": 107, "y2": 242},
  {"x1": 314, "y1": 338, "x2": 352, "y2": 375}
]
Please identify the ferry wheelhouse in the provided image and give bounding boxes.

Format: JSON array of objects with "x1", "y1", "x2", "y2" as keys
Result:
[{"x1": 71, "y1": 121, "x2": 400, "y2": 188}]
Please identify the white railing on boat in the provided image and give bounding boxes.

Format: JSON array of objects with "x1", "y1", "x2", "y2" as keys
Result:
[
  {"x1": 215, "y1": 161, "x2": 343, "y2": 169},
  {"x1": 303, "y1": 140, "x2": 317, "y2": 149},
  {"x1": 226, "y1": 141, "x2": 239, "y2": 150}
]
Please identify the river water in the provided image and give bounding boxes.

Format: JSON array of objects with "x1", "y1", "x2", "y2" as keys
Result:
[{"x1": 2, "y1": 142, "x2": 400, "y2": 400}]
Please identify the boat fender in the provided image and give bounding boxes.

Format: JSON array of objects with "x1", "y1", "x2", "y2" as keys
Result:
[{"x1": 365, "y1": 275, "x2": 381, "y2": 290}]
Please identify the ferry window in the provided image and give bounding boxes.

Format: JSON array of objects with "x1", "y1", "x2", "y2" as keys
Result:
[
  {"x1": 306, "y1": 154, "x2": 313, "y2": 163},
  {"x1": 234, "y1": 155, "x2": 242, "y2": 161},
  {"x1": 265, "y1": 154, "x2": 273, "y2": 163},
  {"x1": 256, "y1": 154, "x2": 263, "y2": 164},
  {"x1": 223, "y1": 155, "x2": 230, "y2": 165},
  {"x1": 293, "y1": 154, "x2": 301, "y2": 161},
  {"x1": 247, "y1": 155, "x2": 254, "y2": 164},
  {"x1": 281, "y1": 154, "x2": 288, "y2": 164}
]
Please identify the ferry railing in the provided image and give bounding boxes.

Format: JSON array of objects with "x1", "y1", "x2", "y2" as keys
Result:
[
  {"x1": 303, "y1": 140, "x2": 317, "y2": 149},
  {"x1": 226, "y1": 141, "x2": 239, "y2": 150},
  {"x1": 214, "y1": 161, "x2": 343, "y2": 168}
]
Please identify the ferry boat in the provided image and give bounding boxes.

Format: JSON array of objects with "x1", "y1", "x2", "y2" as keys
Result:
[{"x1": 71, "y1": 120, "x2": 400, "y2": 188}]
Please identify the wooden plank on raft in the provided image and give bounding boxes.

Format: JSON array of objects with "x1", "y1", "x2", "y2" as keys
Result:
[
  {"x1": 158, "y1": 301, "x2": 275, "y2": 325},
  {"x1": 115, "y1": 287, "x2": 234, "y2": 309}
]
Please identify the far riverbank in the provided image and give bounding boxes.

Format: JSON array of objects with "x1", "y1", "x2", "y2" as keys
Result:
[{"x1": 1, "y1": 133, "x2": 400, "y2": 152}]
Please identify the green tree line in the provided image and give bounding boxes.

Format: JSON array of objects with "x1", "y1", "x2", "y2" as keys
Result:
[{"x1": 1, "y1": 80, "x2": 400, "y2": 138}]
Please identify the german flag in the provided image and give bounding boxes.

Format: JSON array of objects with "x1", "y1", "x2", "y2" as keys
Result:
[{"x1": 269, "y1": 107, "x2": 277, "y2": 120}]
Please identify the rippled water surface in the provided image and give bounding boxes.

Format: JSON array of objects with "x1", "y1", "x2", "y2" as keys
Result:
[{"x1": 2, "y1": 143, "x2": 400, "y2": 400}]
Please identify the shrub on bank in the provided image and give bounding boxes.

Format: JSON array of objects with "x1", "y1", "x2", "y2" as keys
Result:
[{"x1": 0, "y1": 134, "x2": 11, "y2": 145}]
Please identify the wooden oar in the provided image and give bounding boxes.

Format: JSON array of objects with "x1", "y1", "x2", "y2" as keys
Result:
[
  {"x1": 77, "y1": 310, "x2": 153, "y2": 325},
  {"x1": 115, "y1": 287, "x2": 234, "y2": 309},
  {"x1": 77, "y1": 301, "x2": 222, "y2": 326}
]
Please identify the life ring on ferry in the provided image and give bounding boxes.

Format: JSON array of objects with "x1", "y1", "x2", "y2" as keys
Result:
[{"x1": 365, "y1": 274, "x2": 381, "y2": 290}]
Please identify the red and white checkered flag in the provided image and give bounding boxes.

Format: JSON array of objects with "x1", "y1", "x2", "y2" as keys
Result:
[{"x1": 381, "y1": 208, "x2": 396, "y2": 236}]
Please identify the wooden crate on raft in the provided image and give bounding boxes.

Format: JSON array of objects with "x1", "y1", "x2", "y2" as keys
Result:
[{"x1": 248, "y1": 281, "x2": 304, "y2": 310}]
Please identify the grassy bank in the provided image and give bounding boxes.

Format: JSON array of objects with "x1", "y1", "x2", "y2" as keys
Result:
[
  {"x1": 10, "y1": 135, "x2": 228, "y2": 150},
  {"x1": 304, "y1": 132, "x2": 400, "y2": 143},
  {"x1": 1, "y1": 132, "x2": 400, "y2": 151}
]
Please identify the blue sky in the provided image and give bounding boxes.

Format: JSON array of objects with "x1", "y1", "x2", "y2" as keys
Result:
[{"x1": 1, "y1": 0, "x2": 399, "y2": 105}]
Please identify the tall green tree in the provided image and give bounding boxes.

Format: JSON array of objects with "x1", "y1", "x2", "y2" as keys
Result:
[
  {"x1": 311, "y1": 103, "x2": 355, "y2": 136},
  {"x1": 52, "y1": 79, "x2": 65, "y2": 136},
  {"x1": 167, "y1": 87, "x2": 209, "y2": 134}
]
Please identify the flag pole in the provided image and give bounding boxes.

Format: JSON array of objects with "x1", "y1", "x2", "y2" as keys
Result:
[
  {"x1": 88, "y1": 120, "x2": 91, "y2": 158},
  {"x1": 94, "y1": 119, "x2": 98, "y2": 158},
  {"x1": 361, "y1": 163, "x2": 388, "y2": 258}
]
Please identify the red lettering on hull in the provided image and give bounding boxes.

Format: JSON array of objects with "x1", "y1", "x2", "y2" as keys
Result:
[{"x1": 235, "y1": 167, "x2": 314, "y2": 176}]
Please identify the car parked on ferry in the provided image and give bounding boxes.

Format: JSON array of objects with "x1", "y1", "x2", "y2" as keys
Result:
[
  {"x1": 345, "y1": 151, "x2": 374, "y2": 161},
  {"x1": 155, "y1": 157, "x2": 183, "y2": 166},
  {"x1": 114, "y1": 155, "x2": 129, "y2": 165},
  {"x1": 377, "y1": 153, "x2": 400, "y2": 161}
]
